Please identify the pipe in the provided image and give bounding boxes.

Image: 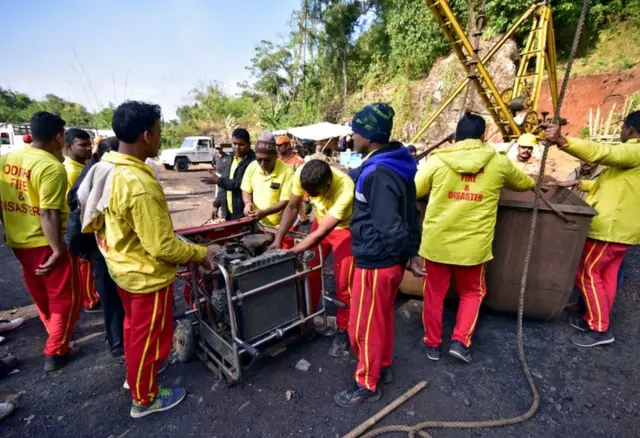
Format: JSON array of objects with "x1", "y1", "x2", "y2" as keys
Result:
[
  {"x1": 415, "y1": 133, "x2": 454, "y2": 163},
  {"x1": 232, "y1": 264, "x2": 323, "y2": 302}
]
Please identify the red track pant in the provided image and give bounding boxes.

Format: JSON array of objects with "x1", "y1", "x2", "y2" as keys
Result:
[
  {"x1": 118, "y1": 284, "x2": 173, "y2": 406},
  {"x1": 78, "y1": 258, "x2": 100, "y2": 309},
  {"x1": 13, "y1": 247, "x2": 82, "y2": 356},
  {"x1": 422, "y1": 259, "x2": 486, "y2": 348},
  {"x1": 349, "y1": 265, "x2": 403, "y2": 392},
  {"x1": 575, "y1": 238, "x2": 629, "y2": 332},
  {"x1": 307, "y1": 221, "x2": 354, "y2": 328}
]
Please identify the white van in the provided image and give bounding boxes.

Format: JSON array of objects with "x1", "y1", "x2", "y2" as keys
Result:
[{"x1": 0, "y1": 123, "x2": 31, "y2": 155}]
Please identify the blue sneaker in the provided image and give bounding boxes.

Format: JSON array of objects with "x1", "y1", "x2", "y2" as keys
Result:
[{"x1": 129, "y1": 386, "x2": 187, "y2": 419}]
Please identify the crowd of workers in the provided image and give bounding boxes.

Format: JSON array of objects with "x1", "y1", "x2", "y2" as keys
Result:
[{"x1": 0, "y1": 99, "x2": 638, "y2": 419}]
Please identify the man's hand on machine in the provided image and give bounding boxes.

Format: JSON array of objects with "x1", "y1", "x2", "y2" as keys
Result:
[
  {"x1": 406, "y1": 256, "x2": 426, "y2": 277},
  {"x1": 267, "y1": 238, "x2": 282, "y2": 252},
  {"x1": 203, "y1": 245, "x2": 218, "y2": 269}
]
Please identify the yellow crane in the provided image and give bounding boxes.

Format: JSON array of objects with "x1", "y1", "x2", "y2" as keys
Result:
[{"x1": 412, "y1": 1, "x2": 559, "y2": 143}]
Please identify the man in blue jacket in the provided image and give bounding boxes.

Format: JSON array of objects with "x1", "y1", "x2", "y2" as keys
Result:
[{"x1": 334, "y1": 103, "x2": 424, "y2": 407}]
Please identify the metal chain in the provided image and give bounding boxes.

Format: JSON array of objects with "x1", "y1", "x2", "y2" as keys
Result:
[{"x1": 356, "y1": 1, "x2": 591, "y2": 436}]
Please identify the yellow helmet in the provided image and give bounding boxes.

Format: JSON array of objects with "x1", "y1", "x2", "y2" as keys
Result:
[{"x1": 517, "y1": 133, "x2": 538, "y2": 147}]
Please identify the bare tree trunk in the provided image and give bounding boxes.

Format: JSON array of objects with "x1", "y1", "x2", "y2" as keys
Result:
[{"x1": 342, "y1": 45, "x2": 348, "y2": 112}]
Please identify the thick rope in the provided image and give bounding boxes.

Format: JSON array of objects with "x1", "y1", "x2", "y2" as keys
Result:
[{"x1": 356, "y1": 2, "x2": 591, "y2": 437}]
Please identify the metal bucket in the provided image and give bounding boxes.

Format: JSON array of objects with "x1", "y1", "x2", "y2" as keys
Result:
[{"x1": 400, "y1": 185, "x2": 597, "y2": 320}]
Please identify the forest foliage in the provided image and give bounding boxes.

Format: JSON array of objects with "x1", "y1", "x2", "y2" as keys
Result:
[{"x1": 2, "y1": 0, "x2": 639, "y2": 146}]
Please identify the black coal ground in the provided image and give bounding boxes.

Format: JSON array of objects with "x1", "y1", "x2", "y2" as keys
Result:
[{"x1": 1, "y1": 244, "x2": 639, "y2": 438}]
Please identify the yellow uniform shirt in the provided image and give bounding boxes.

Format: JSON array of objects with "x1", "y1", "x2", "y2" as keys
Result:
[
  {"x1": 227, "y1": 156, "x2": 241, "y2": 214},
  {"x1": 292, "y1": 164, "x2": 354, "y2": 229},
  {"x1": 240, "y1": 159, "x2": 294, "y2": 227},
  {"x1": 415, "y1": 139, "x2": 536, "y2": 266},
  {"x1": 562, "y1": 137, "x2": 640, "y2": 245},
  {"x1": 63, "y1": 157, "x2": 85, "y2": 192},
  {"x1": 87, "y1": 152, "x2": 207, "y2": 293},
  {"x1": 0, "y1": 148, "x2": 69, "y2": 248}
]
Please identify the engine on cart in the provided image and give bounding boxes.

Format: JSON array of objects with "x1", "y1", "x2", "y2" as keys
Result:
[
  {"x1": 177, "y1": 230, "x2": 322, "y2": 384},
  {"x1": 192, "y1": 233, "x2": 276, "y2": 329}
]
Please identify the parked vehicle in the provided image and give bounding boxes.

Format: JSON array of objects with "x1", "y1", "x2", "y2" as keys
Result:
[
  {"x1": 0, "y1": 123, "x2": 31, "y2": 155},
  {"x1": 160, "y1": 136, "x2": 214, "y2": 172}
]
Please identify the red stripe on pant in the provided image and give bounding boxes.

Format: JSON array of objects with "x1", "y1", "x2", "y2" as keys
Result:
[
  {"x1": 575, "y1": 238, "x2": 629, "y2": 332},
  {"x1": 13, "y1": 247, "x2": 82, "y2": 356},
  {"x1": 422, "y1": 259, "x2": 486, "y2": 348},
  {"x1": 78, "y1": 258, "x2": 100, "y2": 309},
  {"x1": 307, "y1": 220, "x2": 354, "y2": 328},
  {"x1": 349, "y1": 265, "x2": 403, "y2": 392},
  {"x1": 118, "y1": 284, "x2": 173, "y2": 406}
]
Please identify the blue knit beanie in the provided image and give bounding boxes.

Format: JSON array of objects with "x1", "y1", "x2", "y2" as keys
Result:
[{"x1": 351, "y1": 102, "x2": 395, "y2": 144}]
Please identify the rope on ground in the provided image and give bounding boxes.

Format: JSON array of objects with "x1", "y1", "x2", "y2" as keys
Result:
[{"x1": 352, "y1": 2, "x2": 591, "y2": 437}]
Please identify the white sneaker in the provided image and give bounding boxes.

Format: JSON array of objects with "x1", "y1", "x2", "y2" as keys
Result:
[
  {"x1": 0, "y1": 318, "x2": 25, "y2": 333},
  {"x1": 0, "y1": 402, "x2": 14, "y2": 421},
  {"x1": 123, "y1": 380, "x2": 130, "y2": 390}
]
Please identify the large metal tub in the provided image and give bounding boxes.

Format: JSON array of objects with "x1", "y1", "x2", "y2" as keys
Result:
[{"x1": 400, "y1": 185, "x2": 597, "y2": 320}]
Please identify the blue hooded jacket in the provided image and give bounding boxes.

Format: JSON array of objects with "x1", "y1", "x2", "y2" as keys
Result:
[{"x1": 350, "y1": 142, "x2": 421, "y2": 269}]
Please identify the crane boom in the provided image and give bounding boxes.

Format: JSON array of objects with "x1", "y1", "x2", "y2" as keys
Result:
[{"x1": 413, "y1": 1, "x2": 560, "y2": 142}]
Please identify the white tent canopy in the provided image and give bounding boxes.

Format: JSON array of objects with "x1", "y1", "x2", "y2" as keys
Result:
[{"x1": 273, "y1": 122, "x2": 351, "y2": 141}]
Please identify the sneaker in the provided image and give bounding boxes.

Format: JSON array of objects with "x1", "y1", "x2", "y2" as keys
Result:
[
  {"x1": 380, "y1": 367, "x2": 394, "y2": 385},
  {"x1": 328, "y1": 329, "x2": 349, "y2": 358},
  {"x1": 44, "y1": 353, "x2": 69, "y2": 372},
  {"x1": 124, "y1": 360, "x2": 169, "y2": 390},
  {"x1": 568, "y1": 316, "x2": 590, "y2": 333},
  {"x1": 422, "y1": 343, "x2": 441, "y2": 361},
  {"x1": 449, "y1": 341, "x2": 472, "y2": 363},
  {"x1": 85, "y1": 302, "x2": 103, "y2": 314},
  {"x1": 130, "y1": 386, "x2": 187, "y2": 419},
  {"x1": 0, "y1": 318, "x2": 25, "y2": 333},
  {"x1": 0, "y1": 402, "x2": 14, "y2": 421},
  {"x1": 571, "y1": 330, "x2": 615, "y2": 348},
  {"x1": 334, "y1": 382, "x2": 382, "y2": 408}
]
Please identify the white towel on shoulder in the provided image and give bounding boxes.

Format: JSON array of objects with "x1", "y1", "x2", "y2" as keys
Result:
[{"x1": 77, "y1": 161, "x2": 116, "y2": 231}]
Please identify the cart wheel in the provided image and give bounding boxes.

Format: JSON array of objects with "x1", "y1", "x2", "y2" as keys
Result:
[{"x1": 173, "y1": 319, "x2": 195, "y2": 363}]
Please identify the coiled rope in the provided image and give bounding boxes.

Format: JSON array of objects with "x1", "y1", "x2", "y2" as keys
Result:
[{"x1": 353, "y1": 1, "x2": 591, "y2": 436}]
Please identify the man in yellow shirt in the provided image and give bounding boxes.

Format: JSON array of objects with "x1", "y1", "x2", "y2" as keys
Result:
[
  {"x1": 544, "y1": 111, "x2": 640, "y2": 348},
  {"x1": 269, "y1": 159, "x2": 355, "y2": 357},
  {"x1": 63, "y1": 128, "x2": 101, "y2": 312},
  {"x1": 203, "y1": 128, "x2": 255, "y2": 221},
  {"x1": 82, "y1": 101, "x2": 214, "y2": 418},
  {"x1": 63, "y1": 128, "x2": 92, "y2": 190},
  {"x1": 0, "y1": 111, "x2": 82, "y2": 372},
  {"x1": 415, "y1": 113, "x2": 535, "y2": 363},
  {"x1": 241, "y1": 130, "x2": 294, "y2": 230}
]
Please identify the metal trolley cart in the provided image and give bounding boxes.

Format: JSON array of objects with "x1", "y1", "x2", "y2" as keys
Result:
[{"x1": 172, "y1": 219, "x2": 330, "y2": 385}]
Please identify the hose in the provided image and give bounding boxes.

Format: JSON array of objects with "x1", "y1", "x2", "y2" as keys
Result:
[{"x1": 355, "y1": 1, "x2": 591, "y2": 436}]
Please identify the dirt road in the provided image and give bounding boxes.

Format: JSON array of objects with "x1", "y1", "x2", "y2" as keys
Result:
[{"x1": 1, "y1": 166, "x2": 639, "y2": 437}]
